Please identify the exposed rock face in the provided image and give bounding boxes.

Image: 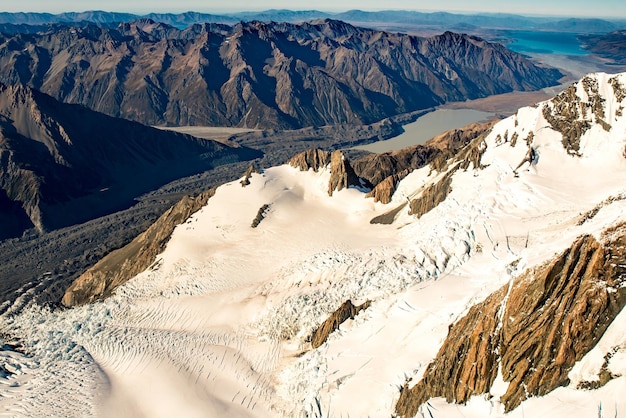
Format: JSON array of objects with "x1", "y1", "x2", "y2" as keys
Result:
[
  {"x1": 290, "y1": 148, "x2": 361, "y2": 196},
  {"x1": 240, "y1": 163, "x2": 259, "y2": 187},
  {"x1": 353, "y1": 146, "x2": 441, "y2": 187},
  {"x1": 310, "y1": 299, "x2": 371, "y2": 349},
  {"x1": 408, "y1": 169, "x2": 455, "y2": 218},
  {"x1": 354, "y1": 121, "x2": 494, "y2": 204},
  {"x1": 289, "y1": 148, "x2": 331, "y2": 172},
  {"x1": 366, "y1": 170, "x2": 411, "y2": 204},
  {"x1": 425, "y1": 120, "x2": 497, "y2": 152},
  {"x1": 0, "y1": 82, "x2": 255, "y2": 240},
  {"x1": 395, "y1": 232, "x2": 626, "y2": 416},
  {"x1": 328, "y1": 150, "x2": 360, "y2": 196},
  {"x1": 542, "y1": 75, "x2": 616, "y2": 156},
  {"x1": 251, "y1": 204, "x2": 271, "y2": 228},
  {"x1": 61, "y1": 189, "x2": 216, "y2": 307},
  {"x1": 0, "y1": 20, "x2": 562, "y2": 129}
]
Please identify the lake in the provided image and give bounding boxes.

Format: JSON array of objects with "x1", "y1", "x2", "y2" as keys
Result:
[
  {"x1": 498, "y1": 30, "x2": 589, "y2": 56},
  {"x1": 353, "y1": 108, "x2": 493, "y2": 153}
]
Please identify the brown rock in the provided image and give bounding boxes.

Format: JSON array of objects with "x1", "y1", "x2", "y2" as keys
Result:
[
  {"x1": 310, "y1": 299, "x2": 371, "y2": 348},
  {"x1": 240, "y1": 163, "x2": 259, "y2": 187},
  {"x1": 328, "y1": 150, "x2": 360, "y2": 196},
  {"x1": 366, "y1": 169, "x2": 410, "y2": 204},
  {"x1": 408, "y1": 169, "x2": 455, "y2": 218},
  {"x1": 289, "y1": 148, "x2": 331, "y2": 172},
  {"x1": 61, "y1": 188, "x2": 216, "y2": 307},
  {"x1": 353, "y1": 121, "x2": 493, "y2": 205},
  {"x1": 395, "y1": 232, "x2": 626, "y2": 416}
]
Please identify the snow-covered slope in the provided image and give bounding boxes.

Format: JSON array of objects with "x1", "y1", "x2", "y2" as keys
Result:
[{"x1": 2, "y1": 72, "x2": 626, "y2": 417}]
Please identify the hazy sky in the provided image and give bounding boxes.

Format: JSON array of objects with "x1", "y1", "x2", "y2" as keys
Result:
[{"x1": 4, "y1": 0, "x2": 626, "y2": 18}]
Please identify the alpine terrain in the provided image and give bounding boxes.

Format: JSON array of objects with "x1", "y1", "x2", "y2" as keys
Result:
[
  {"x1": 0, "y1": 19, "x2": 562, "y2": 129},
  {"x1": 0, "y1": 83, "x2": 258, "y2": 240},
  {"x1": 1, "y1": 71, "x2": 625, "y2": 417}
]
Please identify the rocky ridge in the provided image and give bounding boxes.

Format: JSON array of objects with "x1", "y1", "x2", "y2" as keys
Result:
[
  {"x1": 62, "y1": 188, "x2": 216, "y2": 306},
  {"x1": 395, "y1": 230, "x2": 626, "y2": 415},
  {"x1": 309, "y1": 300, "x2": 371, "y2": 348},
  {"x1": 354, "y1": 121, "x2": 495, "y2": 204},
  {"x1": 0, "y1": 19, "x2": 562, "y2": 129},
  {"x1": 327, "y1": 150, "x2": 361, "y2": 196}
]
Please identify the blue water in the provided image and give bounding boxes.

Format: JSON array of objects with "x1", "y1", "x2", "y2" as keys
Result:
[{"x1": 499, "y1": 30, "x2": 589, "y2": 56}]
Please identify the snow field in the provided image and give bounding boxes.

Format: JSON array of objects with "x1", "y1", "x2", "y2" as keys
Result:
[{"x1": 2, "y1": 73, "x2": 626, "y2": 417}]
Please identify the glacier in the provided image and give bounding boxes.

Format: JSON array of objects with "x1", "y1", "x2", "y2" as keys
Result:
[{"x1": 2, "y1": 72, "x2": 626, "y2": 417}]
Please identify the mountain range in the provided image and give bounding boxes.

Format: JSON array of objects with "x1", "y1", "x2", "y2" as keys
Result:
[
  {"x1": 0, "y1": 10, "x2": 623, "y2": 33},
  {"x1": 0, "y1": 82, "x2": 258, "y2": 240},
  {"x1": 0, "y1": 19, "x2": 562, "y2": 129},
  {"x1": 1, "y1": 7, "x2": 626, "y2": 417},
  {"x1": 2, "y1": 71, "x2": 625, "y2": 417}
]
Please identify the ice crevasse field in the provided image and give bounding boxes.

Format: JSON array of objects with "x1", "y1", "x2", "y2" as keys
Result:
[{"x1": 2, "y1": 72, "x2": 626, "y2": 417}]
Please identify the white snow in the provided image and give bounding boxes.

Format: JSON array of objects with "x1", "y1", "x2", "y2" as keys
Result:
[{"x1": 2, "y1": 72, "x2": 626, "y2": 417}]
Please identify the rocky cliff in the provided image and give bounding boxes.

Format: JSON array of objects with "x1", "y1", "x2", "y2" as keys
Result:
[
  {"x1": 0, "y1": 83, "x2": 255, "y2": 240},
  {"x1": 289, "y1": 148, "x2": 362, "y2": 196},
  {"x1": 353, "y1": 120, "x2": 495, "y2": 204},
  {"x1": 395, "y1": 230, "x2": 626, "y2": 416},
  {"x1": 0, "y1": 20, "x2": 562, "y2": 129},
  {"x1": 61, "y1": 188, "x2": 216, "y2": 306},
  {"x1": 288, "y1": 148, "x2": 331, "y2": 172},
  {"x1": 328, "y1": 150, "x2": 361, "y2": 196}
]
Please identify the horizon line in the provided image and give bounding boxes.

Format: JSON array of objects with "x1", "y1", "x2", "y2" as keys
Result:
[{"x1": 0, "y1": 8, "x2": 624, "y2": 21}]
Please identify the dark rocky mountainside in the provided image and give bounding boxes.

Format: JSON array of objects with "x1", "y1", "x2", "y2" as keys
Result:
[
  {"x1": 396, "y1": 228, "x2": 626, "y2": 416},
  {"x1": 0, "y1": 83, "x2": 257, "y2": 240},
  {"x1": 581, "y1": 30, "x2": 626, "y2": 64},
  {"x1": 0, "y1": 19, "x2": 562, "y2": 129}
]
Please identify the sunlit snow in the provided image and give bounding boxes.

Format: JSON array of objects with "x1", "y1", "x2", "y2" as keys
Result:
[{"x1": 2, "y1": 73, "x2": 626, "y2": 417}]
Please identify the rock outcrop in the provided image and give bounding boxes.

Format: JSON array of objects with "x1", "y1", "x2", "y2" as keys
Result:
[
  {"x1": 408, "y1": 169, "x2": 455, "y2": 218},
  {"x1": 353, "y1": 147, "x2": 441, "y2": 188},
  {"x1": 366, "y1": 170, "x2": 411, "y2": 204},
  {"x1": 328, "y1": 150, "x2": 361, "y2": 196},
  {"x1": 251, "y1": 204, "x2": 271, "y2": 228},
  {"x1": 289, "y1": 149, "x2": 331, "y2": 172},
  {"x1": 240, "y1": 163, "x2": 259, "y2": 187},
  {"x1": 395, "y1": 231, "x2": 626, "y2": 416},
  {"x1": 289, "y1": 148, "x2": 361, "y2": 196},
  {"x1": 542, "y1": 75, "x2": 617, "y2": 156},
  {"x1": 310, "y1": 299, "x2": 371, "y2": 349},
  {"x1": 0, "y1": 20, "x2": 562, "y2": 129},
  {"x1": 61, "y1": 189, "x2": 216, "y2": 307},
  {"x1": 354, "y1": 121, "x2": 494, "y2": 204}
]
